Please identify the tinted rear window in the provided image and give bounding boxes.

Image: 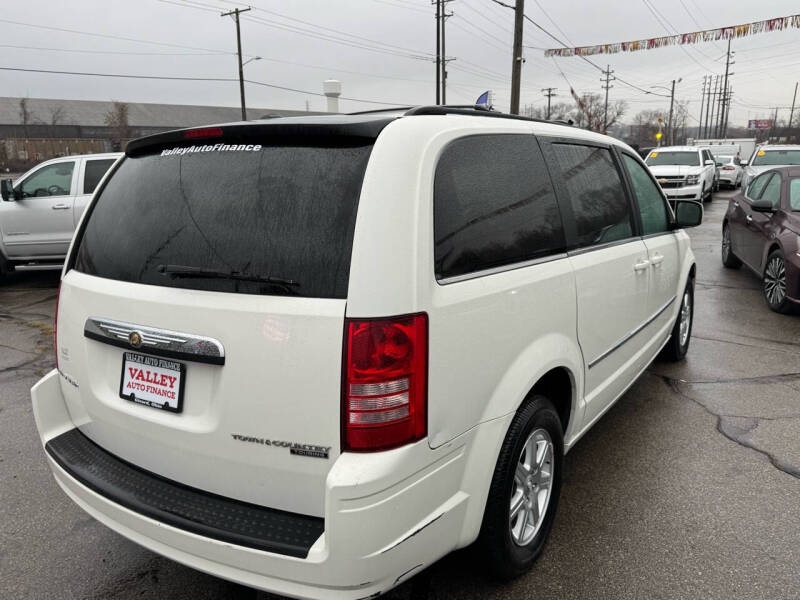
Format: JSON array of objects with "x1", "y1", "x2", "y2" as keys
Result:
[
  {"x1": 83, "y1": 158, "x2": 116, "y2": 194},
  {"x1": 434, "y1": 134, "x2": 565, "y2": 280},
  {"x1": 73, "y1": 139, "x2": 372, "y2": 298}
]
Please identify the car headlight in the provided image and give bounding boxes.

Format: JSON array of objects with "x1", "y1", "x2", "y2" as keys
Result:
[{"x1": 686, "y1": 175, "x2": 700, "y2": 185}]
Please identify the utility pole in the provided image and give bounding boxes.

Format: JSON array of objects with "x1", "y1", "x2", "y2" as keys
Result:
[
  {"x1": 221, "y1": 7, "x2": 251, "y2": 121},
  {"x1": 667, "y1": 79, "x2": 676, "y2": 145},
  {"x1": 722, "y1": 87, "x2": 733, "y2": 137},
  {"x1": 699, "y1": 76, "x2": 707, "y2": 139},
  {"x1": 441, "y1": 1, "x2": 452, "y2": 104},
  {"x1": 710, "y1": 76, "x2": 720, "y2": 138},
  {"x1": 510, "y1": 0, "x2": 525, "y2": 115},
  {"x1": 788, "y1": 82, "x2": 798, "y2": 142},
  {"x1": 435, "y1": 0, "x2": 440, "y2": 105},
  {"x1": 541, "y1": 87, "x2": 557, "y2": 119},
  {"x1": 703, "y1": 75, "x2": 713, "y2": 138},
  {"x1": 718, "y1": 38, "x2": 734, "y2": 139},
  {"x1": 601, "y1": 65, "x2": 615, "y2": 133}
]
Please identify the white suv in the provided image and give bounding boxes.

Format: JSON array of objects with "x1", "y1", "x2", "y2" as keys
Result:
[
  {"x1": 0, "y1": 152, "x2": 122, "y2": 277},
  {"x1": 644, "y1": 146, "x2": 717, "y2": 203},
  {"x1": 31, "y1": 108, "x2": 701, "y2": 599}
]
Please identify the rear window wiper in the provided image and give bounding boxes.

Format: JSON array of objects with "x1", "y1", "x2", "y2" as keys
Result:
[{"x1": 157, "y1": 264, "x2": 299, "y2": 287}]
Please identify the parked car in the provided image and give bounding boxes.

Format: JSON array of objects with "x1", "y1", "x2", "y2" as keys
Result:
[
  {"x1": 690, "y1": 138, "x2": 757, "y2": 163},
  {"x1": 0, "y1": 153, "x2": 122, "y2": 278},
  {"x1": 644, "y1": 146, "x2": 717, "y2": 203},
  {"x1": 714, "y1": 154, "x2": 744, "y2": 188},
  {"x1": 722, "y1": 166, "x2": 800, "y2": 313},
  {"x1": 741, "y1": 145, "x2": 800, "y2": 189},
  {"x1": 31, "y1": 108, "x2": 702, "y2": 599}
]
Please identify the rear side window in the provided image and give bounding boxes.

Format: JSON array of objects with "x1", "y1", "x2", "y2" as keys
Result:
[
  {"x1": 83, "y1": 159, "x2": 116, "y2": 194},
  {"x1": 74, "y1": 139, "x2": 373, "y2": 298},
  {"x1": 434, "y1": 134, "x2": 565, "y2": 280},
  {"x1": 548, "y1": 143, "x2": 633, "y2": 248}
]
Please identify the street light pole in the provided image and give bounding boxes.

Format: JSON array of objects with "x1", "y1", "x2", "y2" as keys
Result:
[
  {"x1": 668, "y1": 79, "x2": 676, "y2": 145},
  {"x1": 221, "y1": 7, "x2": 251, "y2": 121}
]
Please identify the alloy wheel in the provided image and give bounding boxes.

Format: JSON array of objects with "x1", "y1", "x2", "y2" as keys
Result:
[
  {"x1": 510, "y1": 428, "x2": 554, "y2": 546},
  {"x1": 764, "y1": 256, "x2": 787, "y2": 306},
  {"x1": 679, "y1": 290, "x2": 692, "y2": 347}
]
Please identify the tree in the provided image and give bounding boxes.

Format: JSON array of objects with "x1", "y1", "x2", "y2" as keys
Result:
[
  {"x1": 19, "y1": 97, "x2": 31, "y2": 136},
  {"x1": 49, "y1": 105, "x2": 66, "y2": 126},
  {"x1": 571, "y1": 93, "x2": 627, "y2": 133},
  {"x1": 523, "y1": 101, "x2": 576, "y2": 122},
  {"x1": 104, "y1": 101, "x2": 131, "y2": 151}
]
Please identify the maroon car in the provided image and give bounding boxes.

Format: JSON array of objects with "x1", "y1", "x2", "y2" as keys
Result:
[{"x1": 722, "y1": 166, "x2": 800, "y2": 313}]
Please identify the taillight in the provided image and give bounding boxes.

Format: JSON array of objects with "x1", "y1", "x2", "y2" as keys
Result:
[
  {"x1": 343, "y1": 313, "x2": 427, "y2": 452},
  {"x1": 54, "y1": 282, "x2": 61, "y2": 369},
  {"x1": 184, "y1": 127, "x2": 223, "y2": 139},
  {"x1": 722, "y1": 166, "x2": 735, "y2": 170}
]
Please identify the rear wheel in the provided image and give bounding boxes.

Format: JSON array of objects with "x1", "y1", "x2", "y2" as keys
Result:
[
  {"x1": 661, "y1": 278, "x2": 694, "y2": 362},
  {"x1": 0, "y1": 254, "x2": 13, "y2": 284},
  {"x1": 721, "y1": 224, "x2": 742, "y2": 269},
  {"x1": 763, "y1": 250, "x2": 793, "y2": 314},
  {"x1": 479, "y1": 395, "x2": 563, "y2": 580}
]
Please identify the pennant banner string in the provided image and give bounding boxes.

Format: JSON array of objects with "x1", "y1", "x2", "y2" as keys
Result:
[{"x1": 544, "y1": 14, "x2": 800, "y2": 57}]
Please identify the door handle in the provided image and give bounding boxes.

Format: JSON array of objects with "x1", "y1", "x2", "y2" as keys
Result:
[
  {"x1": 733, "y1": 202, "x2": 739, "y2": 208},
  {"x1": 650, "y1": 253, "x2": 664, "y2": 266},
  {"x1": 634, "y1": 259, "x2": 650, "y2": 271},
  {"x1": 52, "y1": 204, "x2": 70, "y2": 210},
  {"x1": 746, "y1": 215, "x2": 753, "y2": 223}
]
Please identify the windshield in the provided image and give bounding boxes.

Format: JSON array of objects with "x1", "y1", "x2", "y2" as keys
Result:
[
  {"x1": 751, "y1": 149, "x2": 800, "y2": 166},
  {"x1": 645, "y1": 151, "x2": 700, "y2": 167},
  {"x1": 73, "y1": 138, "x2": 373, "y2": 298}
]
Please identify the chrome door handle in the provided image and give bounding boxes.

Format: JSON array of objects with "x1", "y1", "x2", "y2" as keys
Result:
[
  {"x1": 52, "y1": 204, "x2": 70, "y2": 210},
  {"x1": 634, "y1": 259, "x2": 650, "y2": 271},
  {"x1": 733, "y1": 202, "x2": 739, "y2": 208},
  {"x1": 650, "y1": 253, "x2": 664, "y2": 266},
  {"x1": 746, "y1": 215, "x2": 753, "y2": 223}
]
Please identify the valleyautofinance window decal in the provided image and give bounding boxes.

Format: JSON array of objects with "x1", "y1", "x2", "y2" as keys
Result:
[{"x1": 160, "y1": 143, "x2": 262, "y2": 156}]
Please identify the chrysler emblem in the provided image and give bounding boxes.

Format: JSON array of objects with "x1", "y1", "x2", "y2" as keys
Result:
[{"x1": 128, "y1": 331, "x2": 143, "y2": 348}]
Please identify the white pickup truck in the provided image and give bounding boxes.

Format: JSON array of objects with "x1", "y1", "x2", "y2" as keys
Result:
[{"x1": 0, "y1": 153, "x2": 121, "y2": 278}]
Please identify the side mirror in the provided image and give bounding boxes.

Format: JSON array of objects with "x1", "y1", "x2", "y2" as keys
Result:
[
  {"x1": 704, "y1": 159, "x2": 715, "y2": 166},
  {"x1": 673, "y1": 200, "x2": 703, "y2": 228},
  {"x1": 0, "y1": 178, "x2": 16, "y2": 201},
  {"x1": 750, "y1": 199, "x2": 774, "y2": 213}
]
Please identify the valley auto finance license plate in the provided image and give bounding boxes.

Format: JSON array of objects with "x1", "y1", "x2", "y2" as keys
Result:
[{"x1": 120, "y1": 352, "x2": 185, "y2": 413}]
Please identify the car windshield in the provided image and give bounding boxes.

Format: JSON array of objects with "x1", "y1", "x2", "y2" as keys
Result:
[
  {"x1": 790, "y1": 178, "x2": 800, "y2": 211},
  {"x1": 715, "y1": 155, "x2": 734, "y2": 165},
  {"x1": 645, "y1": 151, "x2": 700, "y2": 167},
  {"x1": 751, "y1": 149, "x2": 800, "y2": 166}
]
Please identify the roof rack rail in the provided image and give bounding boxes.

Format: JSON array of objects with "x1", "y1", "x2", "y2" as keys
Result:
[
  {"x1": 403, "y1": 105, "x2": 572, "y2": 126},
  {"x1": 347, "y1": 107, "x2": 414, "y2": 115}
]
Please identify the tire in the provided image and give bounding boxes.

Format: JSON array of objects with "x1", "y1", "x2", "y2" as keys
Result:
[
  {"x1": 763, "y1": 249, "x2": 794, "y2": 314},
  {"x1": 661, "y1": 278, "x2": 694, "y2": 362},
  {"x1": 721, "y1": 224, "x2": 742, "y2": 269},
  {"x1": 478, "y1": 395, "x2": 563, "y2": 581},
  {"x1": 0, "y1": 253, "x2": 13, "y2": 284}
]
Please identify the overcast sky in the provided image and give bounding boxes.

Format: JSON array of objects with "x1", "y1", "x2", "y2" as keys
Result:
[{"x1": 1, "y1": 0, "x2": 799, "y2": 127}]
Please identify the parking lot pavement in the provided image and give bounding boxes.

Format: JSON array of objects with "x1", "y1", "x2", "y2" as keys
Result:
[{"x1": 1, "y1": 189, "x2": 798, "y2": 600}]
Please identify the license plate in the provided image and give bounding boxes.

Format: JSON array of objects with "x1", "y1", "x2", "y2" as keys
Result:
[{"x1": 119, "y1": 352, "x2": 185, "y2": 413}]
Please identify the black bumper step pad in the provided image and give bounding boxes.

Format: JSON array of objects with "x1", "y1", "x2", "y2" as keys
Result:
[{"x1": 45, "y1": 428, "x2": 324, "y2": 558}]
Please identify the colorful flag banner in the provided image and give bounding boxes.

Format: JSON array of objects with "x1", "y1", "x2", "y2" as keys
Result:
[{"x1": 544, "y1": 14, "x2": 800, "y2": 57}]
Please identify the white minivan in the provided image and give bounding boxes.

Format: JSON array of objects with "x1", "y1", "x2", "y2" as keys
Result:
[{"x1": 31, "y1": 108, "x2": 701, "y2": 599}]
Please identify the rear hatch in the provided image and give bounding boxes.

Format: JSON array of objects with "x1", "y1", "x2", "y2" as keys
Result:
[{"x1": 55, "y1": 124, "x2": 378, "y2": 517}]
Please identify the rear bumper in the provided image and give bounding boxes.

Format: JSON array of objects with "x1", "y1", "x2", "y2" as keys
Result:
[{"x1": 31, "y1": 370, "x2": 480, "y2": 599}]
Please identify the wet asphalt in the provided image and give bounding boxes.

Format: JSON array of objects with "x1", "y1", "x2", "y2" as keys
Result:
[{"x1": 1, "y1": 188, "x2": 798, "y2": 600}]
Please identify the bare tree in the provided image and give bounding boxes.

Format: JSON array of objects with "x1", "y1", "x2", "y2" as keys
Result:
[
  {"x1": 19, "y1": 97, "x2": 31, "y2": 136},
  {"x1": 104, "y1": 101, "x2": 131, "y2": 151},
  {"x1": 523, "y1": 101, "x2": 576, "y2": 122},
  {"x1": 572, "y1": 93, "x2": 627, "y2": 132},
  {"x1": 49, "y1": 105, "x2": 66, "y2": 126}
]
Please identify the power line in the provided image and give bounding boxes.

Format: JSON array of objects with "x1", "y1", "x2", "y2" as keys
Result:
[
  {"x1": 0, "y1": 66, "x2": 411, "y2": 107},
  {"x1": 0, "y1": 43, "x2": 228, "y2": 56}
]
